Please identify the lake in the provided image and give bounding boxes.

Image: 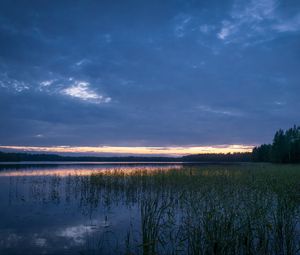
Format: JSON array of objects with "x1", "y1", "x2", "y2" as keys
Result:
[{"x1": 0, "y1": 163, "x2": 299, "y2": 255}]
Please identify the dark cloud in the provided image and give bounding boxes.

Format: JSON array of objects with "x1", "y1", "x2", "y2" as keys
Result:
[{"x1": 0, "y1": 0, "x2": 300, "y2": 147}]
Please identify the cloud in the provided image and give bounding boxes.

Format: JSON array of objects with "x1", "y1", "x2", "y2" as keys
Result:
[
  {"x1": 199, "y1": 24, "x2": 215, "y2": 34},
  {"x1": 34, "y1": 238, "x2": 47, "y2": 247},
  {"x1": 40, "y1": 80, "x2": 55, "y2": 87},
  {"x1": 174, "y1": 14, "x2": 192, "y2": 38},
  {"x1": 217, "y1": 21, "x2": 235, "y2": 40},
  {"x1": 217, "y1": 0, "x2": 300, "y2": 44},
  {"x1": 273, "y1": 14, "x2": 300, "y2": 32},
  {"x1": 75, "y1": 58, "x2": 90, "y2": 67},
  {"x1": 231, "y1": 0, "x2": 277, "y2": 21},
  {"x1": 0, "y1": 0, "x2": 300, "y2": 148},
  {"x1": 197, "y1": 105, "x2": 243, "y2": 117},
  {"x1": 0, "y1": 74, "x2": 30, "y2": 92},
  {"x1": 61, "y1": 81, "x2": 111, "y2": 104}
]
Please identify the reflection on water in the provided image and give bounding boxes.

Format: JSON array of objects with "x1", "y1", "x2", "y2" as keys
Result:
[
  {"x1": 0, "y1": 164, "x2": 181, "y2": 177},
  {"x1": 0, "y1": 163, "x2": 299, "y2": 255}
]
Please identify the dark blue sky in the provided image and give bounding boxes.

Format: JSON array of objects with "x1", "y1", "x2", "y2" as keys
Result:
[{"x1": 0, "y1": 0, "x2": 300, "y2": 148}]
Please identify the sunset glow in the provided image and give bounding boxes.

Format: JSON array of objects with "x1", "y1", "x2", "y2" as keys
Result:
[
  {"x1": 0, "y1": 145, "x2": 253, "y2": 156},
  {"x1": 0, "y1": 166, "x2": 182, "y2": 177}
]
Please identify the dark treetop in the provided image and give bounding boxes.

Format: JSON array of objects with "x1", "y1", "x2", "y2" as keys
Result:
[{"x1": 252, "y1": 125, "x2": 300, "y2": 163}]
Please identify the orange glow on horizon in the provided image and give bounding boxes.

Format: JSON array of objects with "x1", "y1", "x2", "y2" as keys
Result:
[{"x1": 0, "y1": 145, "x2": 253, "y2": 156}]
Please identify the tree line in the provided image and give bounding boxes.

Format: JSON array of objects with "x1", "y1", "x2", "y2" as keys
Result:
[
  {"x1": 252, "y1": 125, "x2": 300, "y2": 163},
  {"x1": 181, "y1": 152, "x2": 251, "y2": 162},
  {"x1": 0, "y1": 151, "x2": 252, "y2": 163},
  {"x1": 3, "y1": 125, "x2": 300, "y2": 164}
]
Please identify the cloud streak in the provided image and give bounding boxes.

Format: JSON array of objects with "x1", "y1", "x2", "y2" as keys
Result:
[
  {"x1": 217, "y1": 0, "x2": 300, "y2": 44},
  {"x1": 62, "y1": 81, "x2": 111, "y2": 104}
]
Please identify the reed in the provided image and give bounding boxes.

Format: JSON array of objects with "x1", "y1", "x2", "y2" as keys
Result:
[{"x1": 8, "y1": 163, "x2": 300, "y2": 254}]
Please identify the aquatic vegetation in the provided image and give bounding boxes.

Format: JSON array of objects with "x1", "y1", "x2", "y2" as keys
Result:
[{"x1": 1, "y1": 163, "x2": 300, "y2": 254}]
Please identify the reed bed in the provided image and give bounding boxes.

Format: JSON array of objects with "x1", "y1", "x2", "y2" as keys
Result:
[{"x1": 8, "y1": 163, "x2": 300, "y2": 254}]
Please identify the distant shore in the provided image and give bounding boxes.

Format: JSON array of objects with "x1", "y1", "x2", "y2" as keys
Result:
[{"x1": 0, "y1": 151, "x2": 252, "y2": 163}]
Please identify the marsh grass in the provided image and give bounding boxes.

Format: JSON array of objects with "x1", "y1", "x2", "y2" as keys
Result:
[{"x1": 7, "y1": 163, "x2": 300, "y2": 254}]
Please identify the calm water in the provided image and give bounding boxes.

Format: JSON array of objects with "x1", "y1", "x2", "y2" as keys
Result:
[
  {"x1": 0, "y1": 163, "x2": 299, "y2": 255},
  {"x1": 0, "y1": 163, "x2": 183, "y2": 255}
]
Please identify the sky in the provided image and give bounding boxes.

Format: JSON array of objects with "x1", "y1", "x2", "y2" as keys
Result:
[{"x1": 0, "y1": 0, "x2": 300, "y2": 156}]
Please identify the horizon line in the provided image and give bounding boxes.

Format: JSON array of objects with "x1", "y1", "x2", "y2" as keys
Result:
[{"x1": 0, "y1": 145, "x2": 254, "y2": 156}]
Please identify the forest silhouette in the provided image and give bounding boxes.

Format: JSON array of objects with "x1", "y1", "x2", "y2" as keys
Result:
[
  {"x1": 0, "y1": 125, "x2": 299, "y2": 163},
  {"x1": 253, "y1": 125, "x2": 300, "y2": 163}
]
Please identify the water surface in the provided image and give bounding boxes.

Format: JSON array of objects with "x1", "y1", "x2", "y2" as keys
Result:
[
  {"x1": 0, "y1": 163, "x2": 182, "y2": 255},
  {"x1": 0, "y1": 163, "x2": 299, "y2": 255}
]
